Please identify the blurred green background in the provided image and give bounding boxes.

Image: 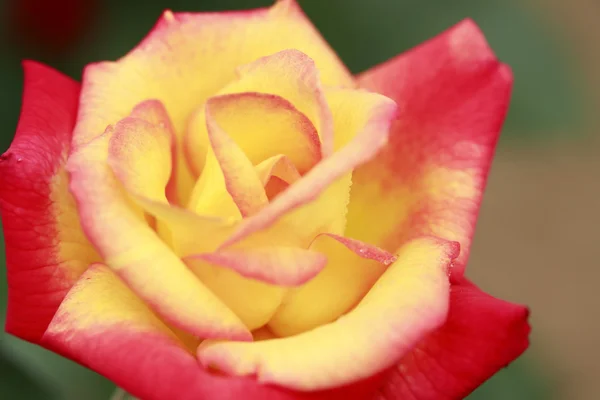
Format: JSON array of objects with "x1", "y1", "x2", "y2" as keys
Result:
[{"x1": 1, "y1": 0, "x2": 597, "y2": 399}]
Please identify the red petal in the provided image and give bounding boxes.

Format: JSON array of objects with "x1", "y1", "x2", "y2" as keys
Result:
[
  {"x1": 0, "y1": 61, "x2": 100, "y2": 342},
  {"x1": 40, "y1": 265, "x2": 389, "y2": 400},
  {"x1": 347, "y1": 19, "x2": 512, "y2": 275},
  {"x1": 377, "y1": 277, "x2": 530, "y2": 400}
]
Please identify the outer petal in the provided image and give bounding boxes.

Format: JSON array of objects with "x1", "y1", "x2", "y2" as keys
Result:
[
  {"x1": 347, "y1": 19, "x2": 512, "y2": 274},
  {"x1": 199, "y1": 237, "x2": 458, "y2": 391},
  {"x1": 73, "y1": 0, "x2": 352, "y2": 201},
  {"x1": 0, "y1": 62, "x2": 100, "y2": 342},
  {"x1": 377, "y1": 276, "x2": 530, "y2": 400},
  {"x1": 67, "y1": 125, "x2": 251, "y2": 341},
  {"x1": 41, "y1": 266, "x2": 386, "y2": 400}
]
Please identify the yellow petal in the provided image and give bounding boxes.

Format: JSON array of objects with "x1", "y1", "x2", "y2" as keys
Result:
[
  {"x1": 188, "y1": 104, "x2": 269, "y2": 218},
  {"x1": 347, "y1": 20, "x2": 512, "y2": 275},
  {"x1": 108, "y1": 115, "x2": 172, "y2": 203},
  {"x1": 187, "y1": 246, "x2": 327, "y2": 287},
  {"x1": 73, "y1": 0, "x2": 352, "y2": 202},
  {"x1": 44, "y1": 263, "x2": 175, "y2": 336},
  {"x1": 198, "y1": 237, "x2": 459, "y2": 391},
  {"x1": 68, "y1": 126, "x2": 250, "y2": 341},
  {"x1": 186, "y1": 49, "x2": 333, "y2": 175},
  {"x1": 268, "y1": 234, "x2": 395, "y2": 336},
  {"x1": 186, "y1": 91, "x2": 321, "y2": 179},
  {"x1": 255, "y1": 155, "x2": 301, "y2": 187},
  {"x1": 133, "y1": 196, "x2": 234, "y2": 257},
  {"x1": 220, "y1": 91, "x2": 397, "y2": 249},
  {"x1": 186, "y1": 258, "x2": 285, "y2": 332}
]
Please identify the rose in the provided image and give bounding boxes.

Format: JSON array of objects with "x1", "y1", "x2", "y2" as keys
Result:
[{"x1": 0, "y1": 1, "x2": 530, "y2": 399}]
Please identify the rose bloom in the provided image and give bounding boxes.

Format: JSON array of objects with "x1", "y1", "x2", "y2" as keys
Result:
[{"x1": 0, "y1": 1, "x2": 529, "y2": 399}]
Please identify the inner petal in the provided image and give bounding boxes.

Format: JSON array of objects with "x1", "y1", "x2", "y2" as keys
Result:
[
  {"x1": 185, "y1": 49, "x2": 330, "y2": 177},
  {"x1": 187, "y1": 92, "x2": 321, "y2": 177},
  {"x1": 68, "y1": 126, "x2": 250, "y2": 341},
  {"x1": 268, "y1": 234, "x2": 395, "y2": 337},
  {"x1": 187, "y1": 92, "x2": 321, "y2": 220},
  {"x1": 218, "y1": 89, "x2": 397, "y2": 250},
  {"x1": 187, "y1": 105, "x2": 269, "y2": 219},
  {"x1": 256, "y1": 155, "x2": 301, "y2": 200},
  {"x1": 185, "y1": 258, "x2": 286, "y2": 332},
  {"x1": 198, "y1": 237, "x2": 459, "y2": 391}
]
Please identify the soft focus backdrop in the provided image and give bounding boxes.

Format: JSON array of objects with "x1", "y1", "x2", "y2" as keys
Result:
[{"x1": 0, "y1": 0, "x2": 597, "y2": 399}]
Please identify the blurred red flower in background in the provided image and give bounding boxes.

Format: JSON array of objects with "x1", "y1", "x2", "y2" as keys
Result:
[{"x1": 6, "y1": 0, "x2": 97, "y2": 55}]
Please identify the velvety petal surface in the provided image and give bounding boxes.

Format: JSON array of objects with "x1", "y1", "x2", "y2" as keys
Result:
[
  {"x1": 186, "y1": 50, "x2": 327, "y2": 177},
  {"x1": 268, "y1": 234, "x2": 396, "y2": 336},
  {"x1": 346, "y1": 19, "x2": 512, "y2": 275},
  {"x1": 67, "y1": 119, "x2": 250, "y2": 341},
  {"x1": 377, "y1": 276, "x2": 530, "y2": 400},
  {"x1": 0, "y1": 62, "x2": 100, "y2": 342},
  {"x1": 73, "y1": 0, "x2": 352, "y2": 202},
  {"x1": 221, "y1": 90, "x2": 397, "y2": 249},
  {"x1": 199, "y1": 237, "x2": 458, "y2": 391},
  {"x1": 107, "y1": 100, "x2": 175, "y2": 204},
  {"x1": 41, "y1": 266, "x2": 387, "y2": 400}
]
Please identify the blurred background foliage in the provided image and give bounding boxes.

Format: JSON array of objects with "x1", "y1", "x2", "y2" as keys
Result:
[{"x1": 0, "y1": 0, "x2": 594, "y2": 398}]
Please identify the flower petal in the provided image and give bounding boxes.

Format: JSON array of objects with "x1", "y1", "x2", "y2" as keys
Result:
[
  {"x1": 67, "y1": 127, "x2": 250, "y2": 341},
  {"x1": 230, "y1": 49, "x2": 333, "y2": 155},
  {"x1": 268, "y1": 234, "x2": 396, "y2": 337},
  {"x1": 41, "y1": 266, "x2": 385, "y2": 400},
  {"x1": 198, "y1": 237, "x2": 459, "y2": 391},
  {"x1": 185, "y1": 257, "x2": 286, "y2": 332},
  {"x1": 221, "y1": 91, "x2": 397, "y2": 249},
  {"x1": 0, "y1": 62, "x2": 100, "y2": 342},
  {"x1": 107, "y1": 106, "x2": 173, "y2": 204},
  {"x1": 42, "y1": 263, "x2": 177, "y2": 343},
  {"x1": 377, "y1": 276, "x2": 530, "y2": 400},
  {"x1": 186, "y1": 50, "x2": 332, "y2": 177},
  {"x1": 188, "y1": 98, "x2": 271, "y2": 218},
  {"x1": 256, "y1": 155, "x2": 302, "y2": 187},
  {"x1": 73, "y1": 0, "x2": 351, "y2": 202},
  {"x1": 187, "y1": 246, "x2": 327, "y2": 286},
  {"x1": 187, "y1": 91, "x2": 321, "y2": 180},
  {"x1": 346, "y1": 19, "x2": 512, "y2": 275},
  {"x1": 133, "y1": 197, "x2": 234, "y2": 256}
]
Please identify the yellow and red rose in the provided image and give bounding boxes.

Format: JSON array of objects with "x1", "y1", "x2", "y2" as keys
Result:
[{"x1": 0, "y1": 1, "x2": 529, "y2": 399}]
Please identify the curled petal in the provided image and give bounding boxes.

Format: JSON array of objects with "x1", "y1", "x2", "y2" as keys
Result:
[
  {"x1": 0, "y1": 62, "x2": 100, "y2": 342},
  {"x1": 42, "y1": 265, "x2": 385, "y2": 400},
  {"x1": 221, "y1": 91, "x2": 398, "y2": 249},
  {"x1": 74, "y1": 0, "x2": 351, "y2": 201},
  {"x1": 316, "y1": 233, "x2": 397, "y2": 265},
  {"x1": 199, "y1": 237, "x2": 459, "y2": 391},
  {"x1": 68, "y1": 127, "x2": 250, "y2": 341},
  {"x1": 378, "y1": 276, "x2": 530, "y2": 400},
  {"x1": 256, "y1": 155, "x2": 302, "y2": 187},
  {"x1": 347, "y1": 19, "x2": 512, "y2": 275},
  {"x1": 225, "y1": 49, "x2": 333, "y2": 155},
  {"x1": 108, "y1": 114, "x2": 172, "y2": 203},
  {"x1": 187, "y1": 92, "x2": 321, "y2": 179},
  {"x1": 269, "y1": 234, "x2": 396, "y2": 337},
  {"x1": 186, "y1": 257, "x2": 286, "y2": 332},
  {"x1": 189, "y1": 100, "x2": 270, "y2": 218},
  {"x1": 187, "y1": 247, "x2": 327, "y2": 287},
  {"x1": 133, "y1": 196, "x2": 234, "y2": 256}
]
